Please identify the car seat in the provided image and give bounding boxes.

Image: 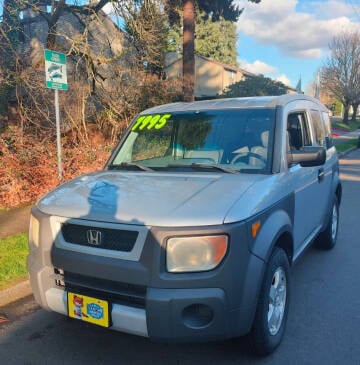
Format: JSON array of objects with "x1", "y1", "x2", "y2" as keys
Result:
[
  {"x1": 184, "y1": 149, "x2": 224, "y2": 163},
  {"x1": 249, "y1": 131, "x2": 268, "y2": 166}
]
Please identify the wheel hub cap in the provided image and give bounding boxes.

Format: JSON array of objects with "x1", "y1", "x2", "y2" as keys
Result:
[
  {"x1": 268, "y1": 267, "x2": 287, "y2": 336},
  {"x1": 331, "y1": 204, "x2": 338, "y2": 241}
]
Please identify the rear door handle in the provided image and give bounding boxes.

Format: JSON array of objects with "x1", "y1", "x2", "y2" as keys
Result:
[{"x1": 318, "y1": 168, "x2": 325, "y2": 182}]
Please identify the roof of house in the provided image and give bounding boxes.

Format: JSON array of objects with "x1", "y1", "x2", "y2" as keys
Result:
[{"x1": 165, "y1": 52, "x2": 255, "y2": 77}]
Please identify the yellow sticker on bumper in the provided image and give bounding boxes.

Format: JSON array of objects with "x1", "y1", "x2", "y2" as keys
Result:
[{"x1": 67, "y1": 292, "x2": 110, "y2": 328}]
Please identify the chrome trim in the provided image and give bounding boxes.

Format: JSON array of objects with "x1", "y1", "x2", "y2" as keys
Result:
[
  {"x1": 50, "y1": 216, "x2": 148, "y2": 261},
  {"x1": 293, "y1": 225, "x2": 321, "y2": 262}
]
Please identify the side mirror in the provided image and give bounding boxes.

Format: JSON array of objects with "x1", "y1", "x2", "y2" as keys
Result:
[{"x1": 288, "y1": 146, "x2": 326, "y2": 167}]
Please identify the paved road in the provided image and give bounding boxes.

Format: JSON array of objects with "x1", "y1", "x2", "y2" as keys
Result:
[{"x1": 1, "y1": 150, "x2": 360, "y2": 364}]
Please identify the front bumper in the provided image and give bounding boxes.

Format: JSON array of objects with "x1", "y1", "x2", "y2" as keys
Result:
[
  {"x1": 27, "y1": 207, "x2": 265, "y2": 341},
  {"x1": 28, "y1": 257, "x2": 263, "y2": 342},
  {"x1": 31, "y1": 284, "x2": 231, "y2": 341}
]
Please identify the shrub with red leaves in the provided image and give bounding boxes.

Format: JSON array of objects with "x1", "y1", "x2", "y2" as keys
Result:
[{"x1": 0, "y1": 126, "x2": 113, "y2": 209}]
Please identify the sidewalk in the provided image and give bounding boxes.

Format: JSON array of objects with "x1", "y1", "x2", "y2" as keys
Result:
[
  {"x1": 1, "y1": 147, "x2": 360, "y2": 308},
  {"x1": 0, "y1": 205, "x2": 31, "y2": 239}
]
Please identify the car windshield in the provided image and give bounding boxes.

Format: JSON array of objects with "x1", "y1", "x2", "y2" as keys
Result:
[{"x1": 109, "y1": 108, "x2": 276, "y2": 173}]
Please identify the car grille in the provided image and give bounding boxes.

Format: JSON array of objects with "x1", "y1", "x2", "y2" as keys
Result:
[
  {"x1": 54, "y1": 269, "x2": 146, "y2": 308},
  {"x1": 61, "y1": 223, "x2": 138, "y2": 252}
]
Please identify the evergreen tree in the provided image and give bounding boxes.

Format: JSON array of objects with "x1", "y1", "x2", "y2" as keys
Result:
[{"x1": 168, "y1": 11, "x2": 238, "y2": 67}]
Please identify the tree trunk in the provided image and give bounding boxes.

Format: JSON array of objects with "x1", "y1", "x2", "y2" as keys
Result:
[
  {"x1": 182, "y1": 0, "x2": 195, "y2": 102},
  {"x1": 343, "y1": 104, "x2": 350, "y2": 124},
  {"x1": 351, "y1": 103, "x2": 359, "y2": 122}
]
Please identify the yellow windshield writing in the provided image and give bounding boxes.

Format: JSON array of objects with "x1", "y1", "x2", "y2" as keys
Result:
[{"x1": 132, "y1": 114, "x2": 171, "y2": 131}]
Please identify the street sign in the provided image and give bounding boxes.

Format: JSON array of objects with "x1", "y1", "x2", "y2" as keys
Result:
[
  {"x1": 44, "y1": 49, "x2": 68, "y2": 180},
  {"x1": 44, "y1": 49, "x2": 68, "y2": 91}
]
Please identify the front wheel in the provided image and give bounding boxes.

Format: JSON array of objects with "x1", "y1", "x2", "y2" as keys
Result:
[
  {"x1": 249, "y1": 248, "x2": 290, "y2": 356},
  {"x1": 315, "y1": 196, "x2": 339, "y2": 250}
]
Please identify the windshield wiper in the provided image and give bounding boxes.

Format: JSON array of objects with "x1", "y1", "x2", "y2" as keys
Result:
[
  {"x1": 109, "y1": 162, "x2": 154, "y2": 171},
  {"x1": 165, "y1": 163, "x2": 237, "y2": 174},
  {"x1": 191, "y1": 163, "x2": 237, "y2": 174}
]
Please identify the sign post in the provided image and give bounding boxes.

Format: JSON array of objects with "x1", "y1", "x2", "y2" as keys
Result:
[{"x1": 44, "y1": 49, "x2": 68, "y2": 181}]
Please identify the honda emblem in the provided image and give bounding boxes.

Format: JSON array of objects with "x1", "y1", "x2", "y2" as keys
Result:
[{"x1": 86, "y1": 229, "x2": 102, "y2": 246}]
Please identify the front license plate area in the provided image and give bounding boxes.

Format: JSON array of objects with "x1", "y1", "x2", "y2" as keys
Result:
[{"x1": 67, "y1": 292, "x2": 110, "y2": 328}]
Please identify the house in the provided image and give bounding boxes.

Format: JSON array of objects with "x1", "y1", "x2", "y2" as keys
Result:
[
  {"x1": 165, "y1": 52, "x2": 297, "y2": 98},
  {"x1": 165, "y1": 52, "x2": 254, "y2": 99}
]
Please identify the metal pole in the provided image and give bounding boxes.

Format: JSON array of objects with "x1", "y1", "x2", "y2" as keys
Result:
[{"x1": 55, "y1": 89, "x2": 62, "y2": 181}]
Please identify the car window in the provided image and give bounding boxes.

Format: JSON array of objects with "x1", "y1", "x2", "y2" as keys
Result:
[
  {"x1": 321, "y1": 111, "x2": 333, "y2": 149},
  {"x1": 287, "y1": 112, "x2": 311, "y2": 150},
  {"x1": 110, "y1": 108, "x2": 276, "y2": 174},
  {"x1": 310, "y1": 110, "x2": 325, "y2": 147}
]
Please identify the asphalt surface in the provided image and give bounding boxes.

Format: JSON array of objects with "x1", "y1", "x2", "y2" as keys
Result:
[{"x1": 0, "y1": 148, "x2": 360, "y2": 364}]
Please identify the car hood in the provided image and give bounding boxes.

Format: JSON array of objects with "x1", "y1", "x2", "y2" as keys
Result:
[{"x1": 37, "y1": 171, "x2": 273, "y2": 226}]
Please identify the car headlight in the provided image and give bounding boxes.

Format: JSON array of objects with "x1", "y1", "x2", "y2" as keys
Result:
[
  {"x1": 29, "y1": 214, "x2": 40, "y2": 248},
  {"x1": 166, "y1": 235, "x2": 228, "y2": 273}
]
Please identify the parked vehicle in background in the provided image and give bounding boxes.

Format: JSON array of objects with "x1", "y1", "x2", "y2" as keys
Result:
[{"x1": 28, "y1": 94, "x2": 341, "y2": 355}]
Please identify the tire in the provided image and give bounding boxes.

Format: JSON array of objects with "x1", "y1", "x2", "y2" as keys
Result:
[
  {"x1": 249, "y1": 248, "x2": 290, "y2": 356},
  {"x1": 315, "y1": 196, "x2": 339, "y2": 250}
]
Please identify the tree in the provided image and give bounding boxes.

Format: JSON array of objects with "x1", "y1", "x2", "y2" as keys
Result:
[
  {"x1": 219, "y1": 74, "x2": 289, "y2": 98},
  {"x1": 0, "y1": 0, "x2": 185, "y2": 139},
  {"x1": 321, "y1": 31, "x2": 360, "y2": 124},
  {"x1": 123, "y1": 0, "x2": 168, "y2": 76},
  {"x1": 166, "y1": 0, "x2": 260, "y2": 101},
  {"x1": 195, "y1": 14, "x2": 238, "y2": 66},
  {"x1": 0, "y1": 0, "x2": 22, "y2": 118},
  {"x1": 0, "y1": 0, "x2": 115, "y2": 124},
  {"x1": 182, "y1": 0, "x2": 195, "y2": 101},
  {"x1": 168, "y1": 10, "x2": 238, "y2": 67}
]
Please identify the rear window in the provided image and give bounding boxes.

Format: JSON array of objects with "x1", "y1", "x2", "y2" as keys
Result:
[
  {"x1": 310, "y1": 110, "x2": 325, "y2": 147},
  {"x1": 322, "y1": 111, "x2": 334, "y2": 148}
]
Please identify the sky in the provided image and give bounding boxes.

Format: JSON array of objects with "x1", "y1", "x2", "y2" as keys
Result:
[{"x1": 235, "y1": 0, "x2": 360, "y2": 93}]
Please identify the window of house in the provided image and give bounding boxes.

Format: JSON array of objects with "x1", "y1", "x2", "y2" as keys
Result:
[{"x1": 226, "y1": 69, "x2": 236, "y2": 80}]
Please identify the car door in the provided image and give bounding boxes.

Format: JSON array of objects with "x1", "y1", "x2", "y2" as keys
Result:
[
  {"x1": 286, "y1": 108, "x2": 331, "y2": 258},
  {"x1": 308, "y1": 109, "x2": 334, "y2": 225}
]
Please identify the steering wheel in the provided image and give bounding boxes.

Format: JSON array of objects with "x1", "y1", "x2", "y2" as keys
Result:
[{"x1": 231, "y1": 152, "x2": 266, "y2": 165}]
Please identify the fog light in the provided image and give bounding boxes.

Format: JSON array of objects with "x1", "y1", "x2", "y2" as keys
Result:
[{"x1": 182, "y1": 304, "x2": 214, "y2": 329}]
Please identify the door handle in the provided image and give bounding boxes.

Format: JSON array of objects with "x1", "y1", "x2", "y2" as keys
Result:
[{"x1": 318, "y1": 168, "x2": 325, "y2": 182}]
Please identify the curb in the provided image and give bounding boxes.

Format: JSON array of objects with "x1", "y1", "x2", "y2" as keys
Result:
[
  {"x1": 0, "y1": 279, "x2": 32, "y2": 307},
  {"x1": 338, "y1": 146, "x2": 358, "y2": 157}
]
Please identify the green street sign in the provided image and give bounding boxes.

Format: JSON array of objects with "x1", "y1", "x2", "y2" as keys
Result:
[{"x1": 44, "y1": 49, "x2": 68, "y2": 90}]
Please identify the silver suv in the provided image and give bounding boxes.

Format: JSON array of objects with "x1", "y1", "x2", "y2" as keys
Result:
[{"x1": 28, "y1": 94, "x2": 341, "y2": 355}]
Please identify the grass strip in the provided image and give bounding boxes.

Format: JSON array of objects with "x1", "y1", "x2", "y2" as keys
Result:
[
  {"x1": 332, "y1": 120, "x2": 359, "y2": 132},
  {"x1": 0, "y1": 233, "x2": 29, "y2": 289},
  {"x1": 335, "y1": 139, "x2": 359, "y2": 154}
]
